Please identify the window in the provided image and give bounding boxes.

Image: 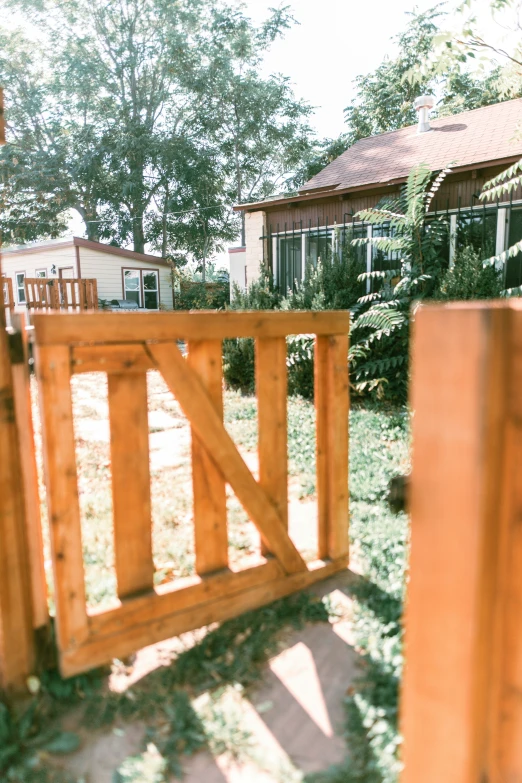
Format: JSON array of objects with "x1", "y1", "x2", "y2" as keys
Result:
[
  {"x1": 505, "y1": 207, "x2": 522, "y2": 289},
  {"x1": 35, "y1": 269, "x2": 47, "y2": 278},
  {"x1": 277, "y1": 237, "x2": 302, "y2": 292},
  {"x1": 305, "y1": 230, "x2": 331, "y2": 268},
  {"x1": 123, "y1": 269, "x2": 159, "y2": 309},
  {"x1": 457, "y1": 210, "x2": 497, "y2": 258},
  {"x1": 16, "y1": 272, "x2": 26, "y2": 304},
  {"x1": 143, "y1": 271, "x2": 159, "y2": 310}
]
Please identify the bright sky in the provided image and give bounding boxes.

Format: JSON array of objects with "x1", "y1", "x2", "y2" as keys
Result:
[{"x1": 241, "y1": 0, "x2": 438, "y2": 139}]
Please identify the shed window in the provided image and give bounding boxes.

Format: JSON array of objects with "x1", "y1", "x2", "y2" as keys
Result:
[
  {"x1": 16, "y1": 272, "x2": 26, "y2": 304},
  {"x1": 123, "y1": 269, "x2": 159, "y2": 309}
]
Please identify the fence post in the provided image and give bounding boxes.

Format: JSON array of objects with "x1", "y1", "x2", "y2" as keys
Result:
[
  {"x1": 400, "y1": 302, "x2": 522, "y2": 783},
  {"x1": 0, "y1": 256, "x2": 35, "y2": 691}
]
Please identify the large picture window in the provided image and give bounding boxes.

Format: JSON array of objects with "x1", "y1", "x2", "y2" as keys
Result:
[
  {"x1": 123, "y1": 269, "x2": 159, "y2": 309},
  {"x1": 457, "y1": 210, "x2": 497, "y2": 258}
]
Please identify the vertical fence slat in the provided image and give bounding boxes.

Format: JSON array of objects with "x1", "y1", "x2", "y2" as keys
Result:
[
  {"x1": 187, "y1": 339, "x2": 228, "y2": 575},
  {"x1": 108, "y1": 372, "x2": 154, "y2": 598},
  {"x1": 487, "y1": 305, "x2": 522, "y2": 779},
  {"x1": 11, "y1": 314, "x2": 48, "y2": 629},
  {"x1": 400, "y1": 304, "x2": 510, "y2": 783},
  {"x1": 256, "y1": 336, "x2": 288, "y2": 556},
  {"x1": 315, "y1": 334, "x2": 349, "y2": 561},
  {"x1": 0, "y1": 280, "x2": 35, "y2": 690},
  {"x1": 36, "y1": 343, "x2": 89, "y2": 654}
]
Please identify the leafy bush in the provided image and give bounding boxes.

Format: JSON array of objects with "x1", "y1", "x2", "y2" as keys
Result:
[
  {"x1": 349, "y1": 164, "x2": 452, "y2": 403},
  {"x1": 174, "y1": 280, "x2": 229, "y2": 310},
  {"x1": 438, "y1": 245, "x2": 503, "y2": 300},
  {"x1": 222, "y1": 337, "x2": 256, "y2": 394}
]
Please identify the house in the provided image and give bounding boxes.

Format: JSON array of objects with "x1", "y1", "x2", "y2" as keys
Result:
[
  {"x1": 1, "y1": 236, "x2": 174, "y2": 309},
  {"x1": 231, "y1": 98, "x2": 522, "y2": 292}
]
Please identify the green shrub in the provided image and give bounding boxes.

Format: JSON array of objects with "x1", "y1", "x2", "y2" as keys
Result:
[
  {"x1": 174, "y1": 280, "x2": 229, "y2": 310},
  {"x1": 438, "y1": 245, "x2": 503, "y2": 300},
  {"x1": 222, "y1": 338, "x2": 256, "y2": 394}
]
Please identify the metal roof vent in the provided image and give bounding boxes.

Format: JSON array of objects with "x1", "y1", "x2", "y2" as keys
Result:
[{"x1": 414, "y1": 95, "x2": 435, "y2": 134}]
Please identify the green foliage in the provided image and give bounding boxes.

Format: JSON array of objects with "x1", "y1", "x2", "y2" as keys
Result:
[
  {"x1": 0, "y1": 0, "x2": 313, "y2": 257},
  {"x1": 439, "y1": 245, "x2": 503, "y2": 299},
  {"x1": 224, "y1": 243, "x2": 364, "y2": 399},
  {"x1": 222, "y1": 337, "x2": 256, "y2": 395},
  {"x1": 350, "y1": 164, "x2": 451, "y2": 402}
]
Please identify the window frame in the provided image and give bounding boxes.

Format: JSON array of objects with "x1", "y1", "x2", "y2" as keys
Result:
[
  {"x1": 121, "y1": 267, "x2": 161, "y2": 310},
  {"x1": 35, "y1": 269, "x2": 47, "y2": 278},
  {"x1": 15, "y1": 271, "x2": 26, "y2": 304}
]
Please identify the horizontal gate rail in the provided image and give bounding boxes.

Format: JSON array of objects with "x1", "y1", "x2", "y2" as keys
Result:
[{"x1": 32, "y1": 310, "x2": 350, "y2": 678}]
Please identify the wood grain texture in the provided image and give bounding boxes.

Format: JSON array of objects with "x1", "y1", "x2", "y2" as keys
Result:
[
  {"x1": 147, "y1": 341, "x2": 307, "y2": 575},
  {"x1": 72, "y1": 344, "x2": 153, "y2": 374},
  {"x1": 0, "y1": 288, "x2": 35, "y2": 688},
  {"x1": 32, "y1": 310, "x2": 351, "y2": 345},
  {"x1": 256, "y1": 337, "x2": 288, "y2": 556},
  {"x1": 108, "y1": 372, "x2": 154, "y2": 598},
  {"x1": 88, "y1": 559, "x2": 282, "y2": 637},
  {"x1": 11, "y1": 314, "x2": 48, "y2": 629},
  {"x1": 35, "y1": 343, "x2": 89, "y2": 652},
  {"x1": 187, "y1": 340, "x2": 228, "y2": 575},
  {"x1": 61, "y1": 557, "x2": 349, "y2": 677},
  {"x1": 315, "y1": 335, "x2": 349, "y2": 561},
  {"x1": 400, "y1": 304, "x2": 510, "y2": 783}
]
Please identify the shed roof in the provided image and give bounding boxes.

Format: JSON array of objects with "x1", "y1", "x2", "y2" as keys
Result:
[
  {"x1": 2, "y1": 236, "x2": 170, "y2": 266},
  {"x1": 236, "y1": 99, "x2": 522, "y2": 211}
]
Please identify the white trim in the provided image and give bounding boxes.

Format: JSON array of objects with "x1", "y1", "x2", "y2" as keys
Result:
[
  {"x1": 301, "y1": 232, "x2": 306, "y2": 280},
  {"x1": 449, "y1": 214, "x2": 457, "y2": 267},
  {"x1": 495, "y1": 208, "x2": 507, "y2": 268},
  {"x1": 366, "y1": 226, "x2": 372, "y2": 295},
  {"x1": 15, "y1": 271, "x2": 26, "y2": 304}
]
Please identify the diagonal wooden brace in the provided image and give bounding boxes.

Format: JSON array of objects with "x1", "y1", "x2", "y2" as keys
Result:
[{"x1": 146, "y1": 342, "x2": 307, "y2": 575}]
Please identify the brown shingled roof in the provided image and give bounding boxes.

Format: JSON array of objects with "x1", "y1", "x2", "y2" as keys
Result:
[{"x1": 300, "y1": 98, "x2": 522, "y2": 194}]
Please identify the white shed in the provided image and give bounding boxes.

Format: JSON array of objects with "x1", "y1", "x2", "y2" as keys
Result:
[{"x1": 1, "y1": 236, "x2": 174, "y2": 310}]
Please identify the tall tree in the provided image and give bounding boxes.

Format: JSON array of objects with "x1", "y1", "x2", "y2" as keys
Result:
[
  {"x1": 0, "y1": 0, "x2": 315, "y2": 258},
  {"x1": 193, "y1": 5, "x2": 315, "y2": 244}
]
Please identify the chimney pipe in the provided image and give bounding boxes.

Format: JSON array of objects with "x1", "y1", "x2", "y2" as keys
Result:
[{"x1": 414, "y1": 95, "x2": 435, "y2": 134}]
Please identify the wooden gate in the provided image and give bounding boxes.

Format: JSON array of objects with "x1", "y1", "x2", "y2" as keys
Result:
[
  {"x1": 25, "y1": 278, "x2": 98, "y2": 311},
  {"x1": 33, "y1": 310, "x2": 349, "y2": 677}
]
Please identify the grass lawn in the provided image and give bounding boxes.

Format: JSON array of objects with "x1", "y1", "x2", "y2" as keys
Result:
[{"x1": 5, "y1": 375, "x2": 409, "y2": 783}]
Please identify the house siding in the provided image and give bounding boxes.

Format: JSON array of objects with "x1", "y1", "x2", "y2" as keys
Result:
[
  {"x1": 77, "y1": 247, "x2": 173, "y2": 309},
  {"x1": 1, "y1": 245, "x2": 78, "y2": 281}
]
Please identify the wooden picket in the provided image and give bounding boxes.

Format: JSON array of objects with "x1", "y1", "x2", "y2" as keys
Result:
[
  {"x1": 32, "y1": 310, "x2": 350, "y2": 677},
  {"x1": 24, "y1": 278, "x2": 98, "y2": 311},
  {"x1": 400, "y1": 301, "x2": 522, "y2": 783}
]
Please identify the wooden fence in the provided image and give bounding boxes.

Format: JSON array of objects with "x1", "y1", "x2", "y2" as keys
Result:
[
  {"x1": 0, "y1": 310, "x2": 349, "y2": 685},
  {"x1": 401, "y1": 301, "x2": 522, "y2": 783},
  {"x1": 24, "y1": 277, "x2": 98, "y2": 311},
  {"x1": 2, "y1": 277, "x2": 14, "y2": 311}
]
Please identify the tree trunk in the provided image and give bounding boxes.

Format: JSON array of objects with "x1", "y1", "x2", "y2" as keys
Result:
[
  {"x1": 75, "y1": 205, "x2": 100, "y2": 242},
  {"x1": 132, "y1": 216, "x2": 146, "y2": 254}
]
